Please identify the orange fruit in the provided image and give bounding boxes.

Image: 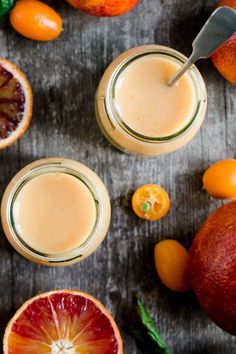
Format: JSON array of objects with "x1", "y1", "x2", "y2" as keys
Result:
[
  {"x1": 154, "y1": 240, "x2": 191, "y2": 292},
  {"x1": 0, "y1": 58, "x2": 33, "y2": 150},
  {"x1": 189, "y1": 201, "x2": 236, "y2": 334},
  {"x1": 132, "y1": 184, "x2": 170, "y2": 221},
  {"x1": 3, "y1": 289, "x2": 124, "y2": 354},
  {"x1": 10, "y1": 0, "x2": 62, "y2": 41},
  {"x1": 65, "y1": 0, "x2": 139, "y2": 17},
  {"x1": 203, "y1": 159, "x2": 236, "y2": 199},
  {"x1": 211, "y1": 0, "x2": 236, "y2": 85}
]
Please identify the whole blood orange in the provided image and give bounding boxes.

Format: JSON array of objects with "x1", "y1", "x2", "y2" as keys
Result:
[
  {"x1": 3, "y1": 290, "x2": 123, "y2": 354},
  {"x1": 211, "y1": 0, "x2": 236, "y2": 85},
  {"x1": 65, "y1": 0, "x2": 139, "y2": 17},
  {"x1": 0, "y1": 58, "x2": 33, "y2": 150},
  {"x1": 189, "y1": 201, "x2": 236, "y2": 335}
]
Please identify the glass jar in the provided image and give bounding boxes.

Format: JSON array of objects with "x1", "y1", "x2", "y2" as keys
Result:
[
  {"x1": 1, "y1": 158, "x2": 111, "y2": 266},
  {"x1": 95, "y1": 45, "x2": 207, "y2": 156}
]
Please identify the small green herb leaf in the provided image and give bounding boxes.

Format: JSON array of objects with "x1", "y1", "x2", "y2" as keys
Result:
[
  {"x1": 131, "y1": 295, "x2": 171, "y2": 354},
  {"x1": 0, "y1": 0, "x2": 15, "y2": 22}
]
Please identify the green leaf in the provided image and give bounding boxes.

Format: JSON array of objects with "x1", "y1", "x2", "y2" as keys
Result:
[
  {"x1": 0, "y1": 0, "x2": 15, "y2": 22},
  {"x1": 131, "y1": 295, "x2": 171, "y2": 354}
]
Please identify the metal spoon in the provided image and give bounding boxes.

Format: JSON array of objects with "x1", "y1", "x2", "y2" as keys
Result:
[{"x1": 167, "y1": 6, "x2": 236, "y2": 86}]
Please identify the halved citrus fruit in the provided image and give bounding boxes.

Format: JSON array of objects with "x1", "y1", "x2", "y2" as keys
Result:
[
  {"x1": 132, "y1": 184, "x2": 170, "y2": 221},
  {"x1": 3, "y1": 290, "x2": 123, "y2": 354},
  {"x1": 0, "y1": 58, "x2": 33, "y2": 150}
]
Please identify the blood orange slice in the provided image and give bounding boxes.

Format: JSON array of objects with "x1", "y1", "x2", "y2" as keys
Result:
[
  {"x1": 0, "y1": 58, "x2": 33, "y2": 150},
  {"x1": 3, "y1": 290, "x2": 123, "y2": 354}
]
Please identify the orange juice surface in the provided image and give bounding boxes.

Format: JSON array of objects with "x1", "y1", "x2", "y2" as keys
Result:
[
  {"x1": 13, "y1": 172, "x2": 96, "y2": 254},
  {"x1": 114, "y1": 55, "x2": 196, "y2": 137}
]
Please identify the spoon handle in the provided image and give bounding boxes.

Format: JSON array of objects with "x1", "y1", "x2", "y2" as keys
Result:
[{"x1": 167, "y1": 6, "x2": 236, "y2": 86}]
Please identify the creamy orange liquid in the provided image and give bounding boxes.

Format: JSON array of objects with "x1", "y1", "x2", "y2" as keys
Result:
[
  {"x1": 13, "y1": 172, "x2": 96, "y2": 254},
  {"x1": 114, "y1": 55, "x2": 196, "y2": 137}
]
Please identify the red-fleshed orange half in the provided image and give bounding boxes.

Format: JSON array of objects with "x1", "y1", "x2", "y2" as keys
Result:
[
  {"x1": 3, "y1": 290, "x2": 124, "y2": 354},
  {"x1": 0, "y1": 58, "x2": 33, "y2": 150}
]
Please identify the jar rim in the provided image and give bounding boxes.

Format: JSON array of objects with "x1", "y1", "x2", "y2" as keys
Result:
[
  {"x1": 105, "y1": 46, "x2": 207, "y2": 143},
  {"x1": 6, "y1": 162, "x2": 102, "y2": 264}
]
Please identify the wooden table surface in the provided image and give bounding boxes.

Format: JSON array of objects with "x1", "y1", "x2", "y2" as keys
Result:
[{"x1": 0, "y1": 0, "x2": 236, "y2": 353}]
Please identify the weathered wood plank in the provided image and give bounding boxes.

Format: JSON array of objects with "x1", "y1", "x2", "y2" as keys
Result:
[{"x1": 0, "y1": 0, "x2": 236, "y2": 353}]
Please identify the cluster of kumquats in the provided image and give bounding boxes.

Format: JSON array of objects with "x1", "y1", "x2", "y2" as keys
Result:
[
  {"x1": 133, "y1": 158, "x2": 236, "y2": 338},
  {"x1": 132, "y1": 159, "x2": 236, "y2": 293}
]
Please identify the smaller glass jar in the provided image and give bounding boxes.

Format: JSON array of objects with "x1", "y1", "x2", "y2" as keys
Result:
[
  {"x1": 1, "y1": 158, "x2": 111, "y2": 266},
  {"x1": 95, "y1": 45, "x2": 207, "y2": 156}
]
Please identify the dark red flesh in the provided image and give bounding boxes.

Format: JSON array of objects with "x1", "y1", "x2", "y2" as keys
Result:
[
  {"x1": 0, "y1": 64, "x2": 25, "y2": 140},
  {"x1": 10, "y1": 292, "x2": 119, "y2": 353}
]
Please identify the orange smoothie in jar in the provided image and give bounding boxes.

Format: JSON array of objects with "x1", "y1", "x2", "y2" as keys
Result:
[
  {"x1": 13, "y1": 172, "x2": 96, "y2": 255},
  {"x1": 114, "y1": 56, "x2": 196, "y2": 137},
  {"x1": 96, "y1": 45, "x2": 207, "y2": 156},
  {"x1": 1, "y1": 158, "x2": 111, "y2": 266}
]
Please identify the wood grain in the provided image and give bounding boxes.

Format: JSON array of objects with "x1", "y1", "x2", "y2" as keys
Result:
[{"x1": 0, "y1": 0, "x2": 236, "y2": 353}]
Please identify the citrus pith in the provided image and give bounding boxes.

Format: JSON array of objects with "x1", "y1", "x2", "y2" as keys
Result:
[{"x1": 3, "y1": 290, "x2": 123, "y2": 354}]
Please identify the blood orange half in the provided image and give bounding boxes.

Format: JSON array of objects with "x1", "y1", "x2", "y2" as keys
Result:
[
  {"x1": 3, "y1": 290, "x2": 123, "y2": 354},
  {"x1": 0, "y1": 58, "x2": 33, "y2": 150}
]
